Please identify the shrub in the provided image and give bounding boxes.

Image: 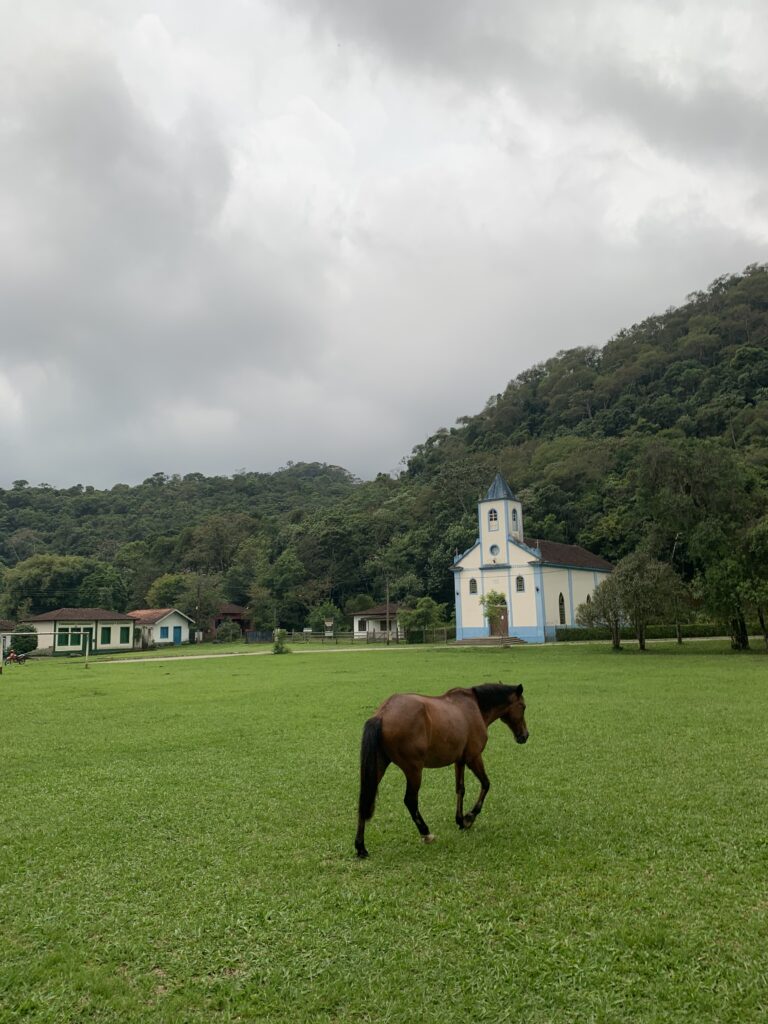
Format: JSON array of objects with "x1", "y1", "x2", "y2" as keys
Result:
[
  {"x1": 215, "y1": 621, "x2": 242, "y2": 643},
  {"x1": 11, "y1": 624, "x2": 38, "y2": 656},
  {"x1": 273, "y1": 629, "x2": 291, "y2": 655}
]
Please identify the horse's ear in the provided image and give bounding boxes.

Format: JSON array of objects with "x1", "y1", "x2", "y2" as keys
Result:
[{"x1": 515, "y1": 684, "x2": 523, "y2": 696}]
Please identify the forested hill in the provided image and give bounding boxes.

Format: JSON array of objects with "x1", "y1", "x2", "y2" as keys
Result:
[{"x1": 1, "y1": 264, "x2": 767, "y2": 628}]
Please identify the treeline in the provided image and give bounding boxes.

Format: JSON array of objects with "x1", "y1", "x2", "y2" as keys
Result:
[{"x1": 1, "y1": 265, "x2": 767, "y2": 638}]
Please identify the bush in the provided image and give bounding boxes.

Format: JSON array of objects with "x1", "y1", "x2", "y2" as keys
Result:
[
  {"x1": 273, "y1": 629, "x2": 291, "y2": 655},
  {"x1": 215, "y1": 621, "x2": 243, "y2": 643},
  {"x1": 11, "y1": 624, "x2": 38, "y2": 656},
  {"x1": 555, "y1": 623, "x2": 726, "y2": 642}
]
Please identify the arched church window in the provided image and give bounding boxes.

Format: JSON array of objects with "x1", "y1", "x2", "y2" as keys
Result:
[
  {"x1": 488, "y1": 508, "x2": 499, "y2": 531},
  {"x1": 516, "y1": 576, "x2": 525, "y2": 592},
  {"x1": 558, "y1": 593, "x2": 566, "y2": 624},
  {"x1": 469, "y1": 578, "x2": 478, "y2": 595},
  {"x1": 511, "y1": 509, "x2": 518, "y2": 528},
  {"x1": 586, "y1": 593, "x2": 591, "y2": 604}
]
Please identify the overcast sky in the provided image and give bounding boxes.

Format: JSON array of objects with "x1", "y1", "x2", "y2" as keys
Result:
[{"x1": 1, "y1": 1, "x2": 767, "y2": 488}]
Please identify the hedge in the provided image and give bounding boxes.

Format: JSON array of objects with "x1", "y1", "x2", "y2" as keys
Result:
[{"x1": 555, "y1": 623, "x2": 732, "y2": 642}]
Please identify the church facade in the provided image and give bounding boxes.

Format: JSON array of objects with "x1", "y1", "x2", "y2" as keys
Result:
[{"x1": 451, "y1": 474, "x2": 612, "y2": 643}]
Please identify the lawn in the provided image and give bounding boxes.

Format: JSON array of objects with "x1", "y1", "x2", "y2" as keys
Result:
[{"x1": 1, "y1": 642, "x2": 766, "y2": 1023}]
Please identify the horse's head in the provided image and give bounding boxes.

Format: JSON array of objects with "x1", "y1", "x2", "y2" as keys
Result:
[{"x1": 501, "y1": 684, "x2": 528, "y2": 744}]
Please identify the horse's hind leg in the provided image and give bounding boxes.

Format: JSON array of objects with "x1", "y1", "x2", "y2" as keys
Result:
[
  {"x1": 403, "y1": 767, "x2": 435, "y2": 844},
  {"x1": 463, "y1": 755, "x2": 490, "y2": 829},
  {"x1": 455, "y1": 761, "x2": 467, "y2": 829}
]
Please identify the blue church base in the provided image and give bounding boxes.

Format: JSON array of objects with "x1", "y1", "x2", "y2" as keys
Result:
[{"x1": 456, "y1": 625, "x2": 547, "y2": 644}]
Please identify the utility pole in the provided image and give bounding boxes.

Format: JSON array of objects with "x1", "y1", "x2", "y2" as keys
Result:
[{"x1": 385, "y1": 578, "x2": 390, "y2": 646}]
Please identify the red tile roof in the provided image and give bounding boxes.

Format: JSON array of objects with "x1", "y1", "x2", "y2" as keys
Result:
[
  {"x1": 27, "y1": 607, "x2": 134, "y2": 622},
  {"x1": 127, "y1": 608, "x2": 195, "y2": 625},
  {"x1": 528, "y1": 539, "x2": 613, "y2": 571}
]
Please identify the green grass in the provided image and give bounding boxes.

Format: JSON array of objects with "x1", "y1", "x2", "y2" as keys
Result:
[{"x1": 1, "y1": 642, "x2": 766, "y2": 1022}]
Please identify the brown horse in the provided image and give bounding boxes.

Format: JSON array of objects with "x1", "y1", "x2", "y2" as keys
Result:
[{"x1": 355, "y1": 682, "x2": 528, "y2": 857}]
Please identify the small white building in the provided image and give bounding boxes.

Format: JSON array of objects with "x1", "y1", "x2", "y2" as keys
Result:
[
  {"x1": 25, "y1": 607, "x2": 136, "y2": 654},
  {"x1": 352, "y1": 605, "x2": 404, "y2": 640},
  {"x1": 452, "y1": 474, "x2": 613, "y2": 643},
  {"x1": 127, "y1": 608, "x2": 195, "y2": 647}
]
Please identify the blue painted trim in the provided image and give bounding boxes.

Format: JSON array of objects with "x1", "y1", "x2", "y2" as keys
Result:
[
  {"x1": 454, "y1": 578, "x2": 464, "y2": 639},
  {"x1": 534, "y1": 563, "x2": 547, "y2": 637}
]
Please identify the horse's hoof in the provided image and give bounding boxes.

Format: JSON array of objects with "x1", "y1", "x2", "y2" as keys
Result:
[
  {"x1": 422, "y1": 834, "x2": 437, "y2": 844},
  {"x1": 462, "y1": 815, "x2": 475, "y2": 829},
  {"x1": 355, "y1": 847, "x2": 369, "y2": 859}
]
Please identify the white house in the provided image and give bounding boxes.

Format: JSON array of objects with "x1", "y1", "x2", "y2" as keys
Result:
[
  {"x1": 352, "y1": 605, "x2": 404, "y2": 640},
  {"x1": 25, "y1": 607, "x2": 136, "y2": 654},
  {"x1": 452, "y1": 474, "x2": 613, "y2": 643},
  {"x1": 127, "y1": 608, "x2": 195, "y2": 647}
]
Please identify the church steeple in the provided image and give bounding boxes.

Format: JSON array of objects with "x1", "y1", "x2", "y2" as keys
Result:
[{"x1": 478, "y1": 473, "x2": 524, "y2": 560}]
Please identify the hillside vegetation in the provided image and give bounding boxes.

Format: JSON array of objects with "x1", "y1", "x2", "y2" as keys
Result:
[{"x1": 1, "y1": 264, "x2": 767, "y2": 631}]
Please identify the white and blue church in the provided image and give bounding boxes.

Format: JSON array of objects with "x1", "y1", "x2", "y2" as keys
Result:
[{"x1": 451, "y1": 474, "x2": 612, "y2": 643}]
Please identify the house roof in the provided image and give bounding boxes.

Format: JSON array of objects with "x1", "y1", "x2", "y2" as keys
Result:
[
  {"x1": 27, "y1": 607, "x2": 134, "y2": 622},
  {"x1": 127, "y1": 608, "x2": 195, "y2": 625},
  {"x1": 218, "y1": 603, "x2": 248, "y2": 615},
  {"x1": 484, "y1": 473, "x2": 518, "y2": 502},
  {"x1": 528, "y1": 539, "x2": 613, "y2": 571},
  {"x1": 0, "y1": 619, "x2": 16, "y2": 631},
  {"x1": 353, "y1": 605, "x2": 400, "y2": 617}
]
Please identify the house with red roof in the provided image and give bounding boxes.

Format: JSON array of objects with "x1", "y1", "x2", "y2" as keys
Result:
[
  {"x1": 451, "y1": 475, "x2": 613, "y2": 643},
  {"x1": 127, "y1": 608, "x2": 195, "y2": 648},
  {"x1": 24, "y1": 608, "x2": 136, "y2": 654}
]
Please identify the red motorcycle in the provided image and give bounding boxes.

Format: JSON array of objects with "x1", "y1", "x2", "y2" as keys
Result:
[{"x1": 5, "y1": 650, "x2": 27, "y2": 664}]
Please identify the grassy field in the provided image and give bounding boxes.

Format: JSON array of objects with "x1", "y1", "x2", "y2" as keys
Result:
[{"x1": 1, "y1": 642, "x2": 766, "y2": 1023}]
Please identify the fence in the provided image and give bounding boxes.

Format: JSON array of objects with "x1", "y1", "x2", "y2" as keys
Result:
[{"x1": 266, "y1": 629, "x2": 455, "y2": 645}]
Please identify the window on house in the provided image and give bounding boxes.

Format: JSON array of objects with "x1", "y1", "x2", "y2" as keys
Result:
[
  {"x1": 358, "y1": 619, "x2": 367, "y2": 631},
  {"x1": 71, "y1": 629, "x2": 82, "y2": 648},
  {"x1": 488, "y1": 508, "x2": 499, "y2": 531},
  {"x1": 559, "y1": 593, "x2": 566, "y2": 625},
  {"x1": 100, "y1": 627, "x2": 111, "y2": 645},
  {"x1": 469, "y1": 578, "x2": 478, "y2": 595},
  {"x1": 120, "y1": 627, "x2": 130, "y2": 644},
  {"x1": 516, "y1": 576, "x2": 525, "y2": 592},
  {"x1": 160, "y1": 626, "x2": 169, "y2": 639},
  {"x1": 57, "y1": 629, "x2": 69, "y2": 647},
  {"x1": 586, "y1": 594, "x2": 591, "y2": 604}
]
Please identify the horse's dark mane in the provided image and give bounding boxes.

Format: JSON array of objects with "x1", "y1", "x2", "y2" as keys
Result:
[{"x1": 471, "y1": 683, "x2": 518, "y2": 711}]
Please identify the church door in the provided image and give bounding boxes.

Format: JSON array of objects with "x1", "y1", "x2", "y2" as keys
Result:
[{"x1": 490, "y1": 606, "x2": 509, "y2": 637}]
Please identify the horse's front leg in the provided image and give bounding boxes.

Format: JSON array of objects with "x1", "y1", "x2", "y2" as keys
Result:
[
  {"x1": 455, "y1": 761, "x2": 467, "y2": 829},
  {"x1": 463, "y1": 755, "x2": 490, "y2": 829},
  {"x1": 403, "y1": 767, "x2": 436, "y2": 844}
]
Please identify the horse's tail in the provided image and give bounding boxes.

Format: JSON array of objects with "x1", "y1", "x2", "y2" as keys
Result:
[{"x1": 358, "y1": 716, "x2": 383, "y2": 821}]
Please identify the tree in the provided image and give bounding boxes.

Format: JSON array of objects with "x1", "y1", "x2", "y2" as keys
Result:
[
  {"x1": 398, "y1": 597, "x2": 447, "y2": 637},
  {"x1": 10, "y1": 624, "x2": 37, "y2": 656},
  {"x1": 479, "y1": 590, "x2": 507, "y2": 634},
  {"x1": 78, "y1": 564, "x2": 130, "y2": 611},
  {"x1": 0, "y1": 554, "x2": 96, "y2": 617},
  {"x1": 612, "y1": 552, "x2": 685, "y2": 651},
  {"x1": 145, "y1": 573, "x2": 189, "y2": 608},
  {"x1": 308, "y1": 601, "x2": 343, "y2": 633},
  {"x1": 248, "y1": 584, "x2": 278, "y2": 631},
  {"x1": 176, "y1": 573, "x2": 225, "y2": 632},
  {"x1": 576, "y1": 576, "x2": 624, "y2": 650}
]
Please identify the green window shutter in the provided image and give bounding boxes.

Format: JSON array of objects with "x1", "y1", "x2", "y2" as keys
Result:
[
  {"x1": 120, "y1": 627, "x2": 130, "y2": 644},
  {"x1": 100, "y1": 626, "x2": 111, "y2": 645}
]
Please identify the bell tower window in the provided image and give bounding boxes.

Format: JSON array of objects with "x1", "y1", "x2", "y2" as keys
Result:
[{"x1": 488, "y1": 508, "x2": 499, "y2": 531}]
